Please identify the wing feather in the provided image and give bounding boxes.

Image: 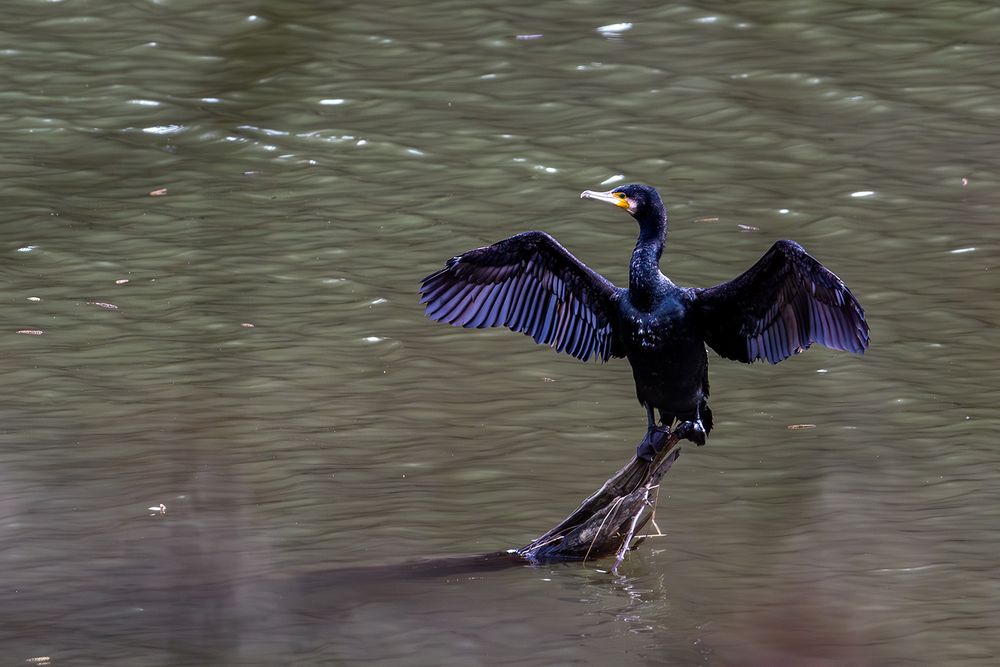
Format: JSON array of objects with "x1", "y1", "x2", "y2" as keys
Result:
[
  {"x1": 694, "y1": 240, "x2": 869, "y2": 364},
  {"x1": 419, "y1": 231, "x2": 624, "y2": 362}
]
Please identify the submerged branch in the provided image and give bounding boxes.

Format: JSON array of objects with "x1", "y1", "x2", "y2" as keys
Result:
[{"x1": 517, "y1": 431, "x2": 683, "y2": 568}]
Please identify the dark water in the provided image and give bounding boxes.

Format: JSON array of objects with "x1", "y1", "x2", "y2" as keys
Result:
[{"x1": 2, "y1": 0, "x2": 999, "y2": 664}]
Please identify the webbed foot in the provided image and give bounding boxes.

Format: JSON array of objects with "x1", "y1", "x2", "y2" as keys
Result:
[
  {"x1": 673, "y1": 419, "x2": 707, "y2": 446},
  {"x1": 636, "y1": 426, "x2": 671, "y2": 462}
]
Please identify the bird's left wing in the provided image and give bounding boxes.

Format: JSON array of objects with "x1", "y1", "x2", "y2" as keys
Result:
[
  {"x1": 693, "y1": 240, "x2": 869, "y2": 364},
  {"x1": 419, "y1": 231, "x2": 624, "y2": 362}
]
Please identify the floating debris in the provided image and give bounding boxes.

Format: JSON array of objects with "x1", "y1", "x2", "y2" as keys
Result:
[
  {"x1": 787, "y1": 424, "x2": 817, "y2": 430},
  {"x1": 16, "y1": 330, "x2": 44, "y2": 335},
  {"x1": 241, "y1": 322, "x2": 255, "y2": 328},
  {"x1": 148, "y1": 188, "x2": 168, "y2": 196},
  {"x1": 87, "y1": 302, "x2": 119, "y2": 310},
  {"x1": 693, "y1": 216, "x2": 719, "y2": 223},
  {"x1": 115, "y1": 279, "x2": 130, "y2": 285},
  {"x1": 148, "y1": 503, "x2": 166, "y2": 515},
  {"x1": 25, "y1": 657, "x2": 51, "y2": 665},
  {"x1": 737, "y1": 223, "x2": 759, "y2": 232}
]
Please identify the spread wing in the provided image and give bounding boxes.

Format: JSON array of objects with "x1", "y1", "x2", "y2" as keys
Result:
[
  {"x1": 419, "y1": 231, "x2": 624, "y2": 362},
  {"x1": 694, "y1": 240, "x2": 869, "y2": 364}
]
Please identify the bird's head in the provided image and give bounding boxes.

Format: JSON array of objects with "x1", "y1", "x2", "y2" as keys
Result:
[{"x1": 580, "y1": 183, "x2": 664, "y2": 221}]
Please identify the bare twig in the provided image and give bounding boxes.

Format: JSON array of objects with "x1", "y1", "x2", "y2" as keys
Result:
[
  {"x1": 583, "y1": 495, "x2": 626, "y2": 565},
  {"x1": 611, "y1": 494, "x2": 648, "y2": 575}
]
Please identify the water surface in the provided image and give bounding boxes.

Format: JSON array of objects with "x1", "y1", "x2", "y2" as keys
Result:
[{"x1": 2, "y1": 0, "x2": 999, "y2": 664}]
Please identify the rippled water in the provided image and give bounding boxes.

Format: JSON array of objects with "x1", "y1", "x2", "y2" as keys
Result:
[{"x1": 2, "y1": 0, "x2": 999, "y2": 664}]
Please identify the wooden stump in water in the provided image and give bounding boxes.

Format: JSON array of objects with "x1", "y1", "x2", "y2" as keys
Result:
[{"x1": 517, "y1": 431, "x2": 684, "y2": 573}]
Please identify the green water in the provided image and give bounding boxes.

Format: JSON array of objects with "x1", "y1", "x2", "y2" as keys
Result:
[{"x1": 2, "y1": 0, "x2": 999, "y2": 664}]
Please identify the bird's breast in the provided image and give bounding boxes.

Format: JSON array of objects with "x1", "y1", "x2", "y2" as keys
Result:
[
  {"x1": 626, "y1": 320, "x2": 668, "y2": 351},
  {"x1": 618, "y1": 295, "x2": 688, "y2": 352}
]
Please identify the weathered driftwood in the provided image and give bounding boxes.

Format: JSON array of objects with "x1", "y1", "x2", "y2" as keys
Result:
[
  {"x1": 517, "y1": 429, "x2": 684, "y2": 573},
  {"x1": 292, "y1": 433, "x2": 685, "y2": 587}
]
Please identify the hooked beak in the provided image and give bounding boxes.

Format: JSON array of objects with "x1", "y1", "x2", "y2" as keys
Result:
[{"x1": 580, "y1": 189, "x2": 632, "y2": 212}]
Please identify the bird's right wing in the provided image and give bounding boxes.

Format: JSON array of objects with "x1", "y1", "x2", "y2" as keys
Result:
[{"x1": 419, "y1": 231, "x2": 624, "y2": 362}]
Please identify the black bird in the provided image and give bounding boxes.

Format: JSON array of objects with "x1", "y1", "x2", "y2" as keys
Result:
[{"x1": 419, "y1": 184, "x2": 869, "y2": 461}]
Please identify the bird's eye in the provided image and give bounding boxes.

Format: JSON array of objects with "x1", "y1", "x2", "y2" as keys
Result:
[{"x1": 615, "y1": 192, "x2": 627, "y2": 199}]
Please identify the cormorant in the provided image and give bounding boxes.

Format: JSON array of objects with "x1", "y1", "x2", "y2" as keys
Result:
[{"x1": 419, "y1": 184, "x2": 869, "y2": 461}]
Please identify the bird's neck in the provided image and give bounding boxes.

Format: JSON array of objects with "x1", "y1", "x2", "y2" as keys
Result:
[{"x1": 629, "y1": 209, "x2": 667, "y2": 304}]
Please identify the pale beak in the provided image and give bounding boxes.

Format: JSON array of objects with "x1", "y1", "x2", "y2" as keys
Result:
[{"x1": 580, "y1": 189, "x2": 631, "y2": 210}]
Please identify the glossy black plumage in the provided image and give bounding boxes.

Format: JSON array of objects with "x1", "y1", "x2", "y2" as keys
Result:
[
  {"x1": 419, "y1": 232, "x2": 623, "y2": 362},
  {"x1": 419, "y1": 184, "x2": 869, "y2": 459},
  {"x1": 694, "y1": 239, "x2": 869, "y2": 363}
]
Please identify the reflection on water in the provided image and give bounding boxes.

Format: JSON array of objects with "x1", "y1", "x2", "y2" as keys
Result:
[{"x1": 2, "y1": 0, "x2": 999, "y2": 663}]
